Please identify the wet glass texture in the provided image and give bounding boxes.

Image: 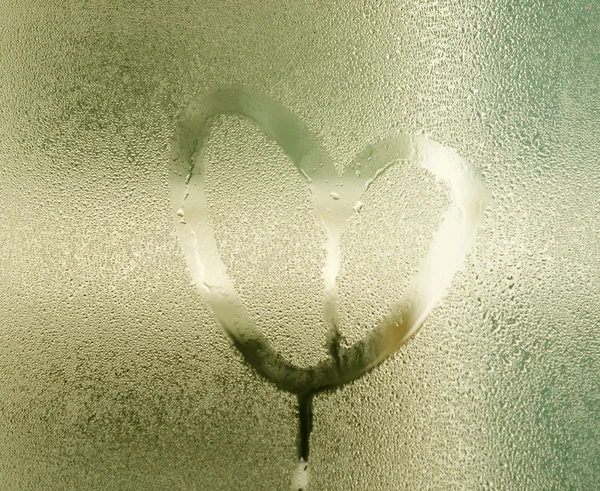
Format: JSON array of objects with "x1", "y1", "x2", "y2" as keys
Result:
[{"x1": 0, "y1": 0, "x2": 598, "y2": 489}]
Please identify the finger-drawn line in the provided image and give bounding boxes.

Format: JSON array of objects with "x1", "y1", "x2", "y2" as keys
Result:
[{"x1": 171, "y1": 85, "x2": 489, "y2": 488}]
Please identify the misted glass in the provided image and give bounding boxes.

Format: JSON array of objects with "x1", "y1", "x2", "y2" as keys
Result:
[{"x1": 0, "y1": 1, "x2": 598, "y2": 490}]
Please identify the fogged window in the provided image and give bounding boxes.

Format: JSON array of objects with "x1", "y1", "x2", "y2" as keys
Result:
[{"x1": 0, "y1": 1, "x2": 598, "y2": 490}]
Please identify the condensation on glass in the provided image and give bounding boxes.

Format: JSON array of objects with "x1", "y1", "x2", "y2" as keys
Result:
[{"x1": 0, "y1": 0, "x2": 598, "y2": 490}]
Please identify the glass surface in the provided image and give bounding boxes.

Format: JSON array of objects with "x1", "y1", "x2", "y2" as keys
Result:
[{"x1": 0, "y1": 0, "x2": 598, "y2": 489}]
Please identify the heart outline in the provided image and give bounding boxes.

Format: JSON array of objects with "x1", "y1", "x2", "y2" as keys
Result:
[{"x1": 170, "y1": 85, "x2": 490, "y2": 395}]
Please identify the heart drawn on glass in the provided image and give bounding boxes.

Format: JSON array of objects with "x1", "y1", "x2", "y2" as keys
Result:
[{"x1": 171, "y1": 86, "x2": 489, "y2": 489}]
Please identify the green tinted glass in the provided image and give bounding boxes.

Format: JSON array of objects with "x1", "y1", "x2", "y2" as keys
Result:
[{"x1": 0, "y1": 1, "x2": 598, "y2": 489}]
